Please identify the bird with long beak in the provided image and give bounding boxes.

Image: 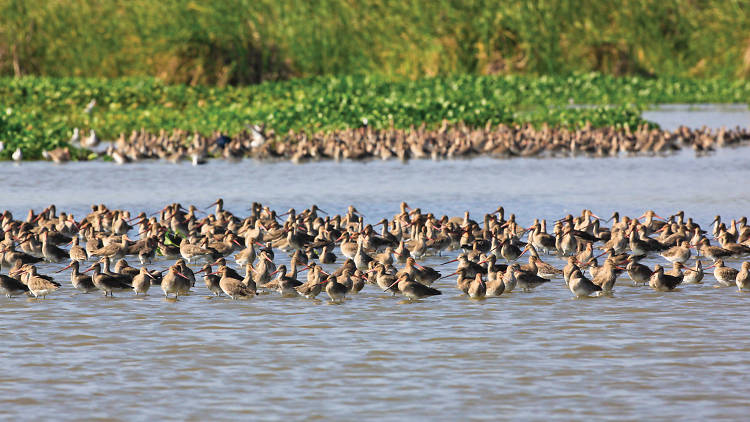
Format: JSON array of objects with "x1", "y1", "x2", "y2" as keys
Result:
[
  {"x1": 132, "y1": 267, "x2": 157, "y2": 295},
  {"x1": 386, "y1": 273, "x2": 441, "y2": 301},
  {"x1": 160, "y1": 266, "x2": 192, "y2": 298}
]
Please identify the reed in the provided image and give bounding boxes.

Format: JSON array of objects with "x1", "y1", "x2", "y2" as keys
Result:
[{"x1": 1, "y1": 0, "x2": 749, "y2": 84}]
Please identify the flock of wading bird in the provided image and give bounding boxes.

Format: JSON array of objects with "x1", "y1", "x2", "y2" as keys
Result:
[
  {"x1": 35, "y1": 122, "x2": 750, "y2": 164},
  {"x1": 1, "y1": 201, "x2": 750, "y2": 302}
]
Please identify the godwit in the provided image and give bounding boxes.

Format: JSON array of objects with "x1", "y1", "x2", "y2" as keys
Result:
[
  {"x1": 374, "y1": 246, "x2": 395, "y2": 266},
  {"x1": 211, "y1": 257, "x2": 243, "y2": 280},
  {"x1": 484, "y1": 254, "x2": 504, "y2": 284},
  {"x1": 568, "y1": 268, "x2": 602, "y2": 297},
  {"x1": 500, "y1": 238, "x2": 523, "y2": 262},
  {"x1": 319, "y1": 244, "x2": 337, "y2": 264},
  {"x1": 444, "y1": 253, "x2": 480, "y2": 278},
  {"x1": 349, "y1": 270, "x2": 365, "y2": 293},
  {"x1": 639, "y1": 210, "x2": 667, "y2": 234},
  {"x1": 467, "y1": 273, "x2": 486, "y2": 299},
  {"x1": 0, "y1": 243, "x2": 43, "y2": 266},
  {"x1": 665, "y1": 262, "x2": 686, "y2": 282},
  {"x1": 40, "y1": 231, "x2": 68, "y2": 263},
  {"x1": 394, "y1": 239, "x2": 410, "y2": 263},
  {"x1": 736, "y1": 262, "x2": 750, "y2": 291},
  {"x1": 529, "y1": 223, "x2": 556, "y2": 254},
  {"x1": 335, "y1": 267, "x2": 356, "y2": 291},
  {"x1": 57, "y1": 260, "x2": 96, "y2": 293},
  {"x1": 161, "y1": 266, "x2": 192, "y2": 298},
  {"x1": 90, "y1": 234, "x2": 128, "y2": 262},
  {"x1": 323, "y1": 275, "x2": 348, "y2": 303},
  {"x1": 592, "y1": 259, "x2": 618, "y2": 293},
  {"x1": 353, "y1": 237, "x2": 374, "y2": 270},
  {"x1": 649, "y1": 264, "x2": 682, "y2": 291},
  {"x1": 216, "y1": 266, "x2": 255, "y2": 299},
  {"x1": 527, "y1": 246, "x2": 562, "y2": 277},
  {"x1": 132, "y1": 267, "x2": 154, "y2": 295},
  {"x1": 485, "y1": 270, "x2": 505, "y2": 296},
  {"x1": 85, "y1": 262, "x2": 131, "y2": 296},
  {"x1": 575, "y1": 242, "x2": 594, "y2": 265},
  {"x1": 717, "y1": 232, "x2": 750, "y2": 257},
  {"x1": 270, "y1": 264, "x2": 302, "y2": 297},
  {"x1": 234, "y1": 241, "x2": 257, "y2": 267},
  {"x1": 296, "y1": 266, "x2": 324, "y2": 299},
  {"x1": 682, "y1": 260, "x2": 704, "y2": 284},
  {"x1": 201, "y1": 264, "x2": 221, "y2": 296},
  {"x1": 555, "y1": 225, "x2": 576, "y2": 256},
  {"x1": 514, "y1": 267, "x2": 550, "y2": 292},
  {"x1": 338, "y1": 232, "x2": 358, "y2": 259},
  {"x1": 502, "y1": 263, "x2": 519, "y2": 292},
  {"x1": 179, "y1": 237, "x2": 213, "y2": 264},
  {"x1": 0, "y1": 268, "x2": 30, "y2": 297},
  {"x1": 68, "y1": 236, "x2": 88, "y2": 263},
  {"x1": 627, "y1": 229, "x2": 655, "y2": 257},
  {"x1": 406, "y1": 231, "x2": 428, "y2": 259},
  {"x1": 175, "y1": 259, "x2": 196, "y2": 286},
  {"x1": 241, "y1": 264, "x2": 257, "y2": 294},
  {"x1": 388, "y1": 273, "x2": 441, "y2": 301},
  {"x1": 373, "y1": 264, "x2": 399, "y2": 295},
  {"x1": 660, "y1": 240, "x2": 691, "y2": 264},
  {"x1": 705, "y1": 259, "x2": 739, "y2": 287},
  {"x1": 17, "y1": 266, "x2": 59, "y2": 298},
  {"x1": 697, "y1": 238, "x2": 732, "y2": 262},
  {"x1": 450, "y1": 269, "x2": 471, "y2": 295},
  {"x1": 563, "y1": 257, "x2": 578, "y2": 286},
  {"x1": 114, "y1": 259, "x2": 140, "y2": 278},
  {"x1": 626, "y1": 260, "x2": 652, "y2": 286}
]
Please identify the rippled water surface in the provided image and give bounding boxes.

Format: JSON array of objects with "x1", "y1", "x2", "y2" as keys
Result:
[{"x1": 1, "y1": 110, "x2": 750, "y2": 420}]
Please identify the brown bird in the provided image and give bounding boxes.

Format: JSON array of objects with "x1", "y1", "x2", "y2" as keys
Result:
[
  {"x1": 706, "y1": 259, "x2": 739, "y2": 287},
  {"x1": 736, "y1": 262, "x2": 750, "y2": 291},
  {"x1": 467, "y1": 273, "x2": 486, "y2": 299},
  {"x1": 649, "y1": 264, "x2": 682, "y2": 291},
  {"x1": 17, "y1": 266, "x2": 60, "y2": 298},
  {"x1": 132, "y1": 267, "x2": 155, "y2": 295},
  {"x1": 161, "y1": 266, "x2": 192, "y2": 298},
  {"x1": 85, "y1": 262, "x2": 131, "y2": 296},
  {"x1": 57, "y1": 260, "x2": 97, "y2": 293},
  {"x1": 323, "y1": 275, "x2": 348, "y2": 303},
  {"x1": 216, "y1": 266, "x2": 255, "y2": 299},
  {"x1": 0, "y1": 266, "x2": 30, "y2": 297}
]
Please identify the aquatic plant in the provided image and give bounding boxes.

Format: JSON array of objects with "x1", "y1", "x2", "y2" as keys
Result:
[{"x1": 1, "y1": 74, "x2": 749, "y2": 159}]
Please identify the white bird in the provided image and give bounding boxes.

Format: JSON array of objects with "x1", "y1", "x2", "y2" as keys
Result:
[
  {"x1": 249, "y1": 124, "x2": 266, "y2": 148},
  {"x1": 83, "y1": 129, "x2": 99, "y2": 148},
  {"x1": 84, "y1": 100, "x2": 96, "y2": 114},
  {"x1": 70, "y1": 128, "x2": 80, "y2": 145},
  {"x1": 0, "y1": 141, "x2": 4, "y2": 153},
  {"x1": 12, "y1": 147, "x2": 22, "y2": 162}
]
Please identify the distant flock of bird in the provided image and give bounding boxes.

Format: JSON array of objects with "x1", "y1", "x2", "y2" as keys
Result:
[
  {"x1": 1, "y1": 200, "x2": 750, "y2": 302},
  {"x1": 18, "y1": 121, "x2": 750, "y2": 164}
]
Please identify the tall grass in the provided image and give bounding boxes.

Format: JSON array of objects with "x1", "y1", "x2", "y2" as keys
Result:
[{"x1": 1, "y1": 0, "x2": 749, "y2": 85}]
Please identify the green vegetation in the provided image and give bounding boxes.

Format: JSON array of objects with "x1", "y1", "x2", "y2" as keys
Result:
[
  {"x1": 2, "y1": 1, "x2": 750, "y2": 85},
  {"x1": 2, "y1": 73, "x2": 750, "y2": 159}
]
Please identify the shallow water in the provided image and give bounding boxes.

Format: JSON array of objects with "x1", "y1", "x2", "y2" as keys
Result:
[
  {"x1": 642, "y1": 103, "x2": 750, "y2": 131},
  {"x1": 2, "y1": 109, "x2": 750, "y2": 420}
]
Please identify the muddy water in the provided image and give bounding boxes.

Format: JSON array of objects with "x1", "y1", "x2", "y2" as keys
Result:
[{"x1": 1, "y1": 109, "x2": 750, "y2": 420}]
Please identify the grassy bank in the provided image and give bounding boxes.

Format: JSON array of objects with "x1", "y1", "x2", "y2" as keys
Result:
[
  {"x1": 1, "y1": 1, "x2": 749, "y2": 85},
  {"x1": 2, "y1": 73, "x2": 750, "y2": 159}
]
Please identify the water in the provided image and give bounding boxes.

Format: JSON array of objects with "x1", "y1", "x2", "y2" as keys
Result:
[
  {"x1": 642, "y1": 103, "x2": 750, "y2": 131},
  {"x1": 1, "y1": 109, "x2": 750, "y2": 420}
]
